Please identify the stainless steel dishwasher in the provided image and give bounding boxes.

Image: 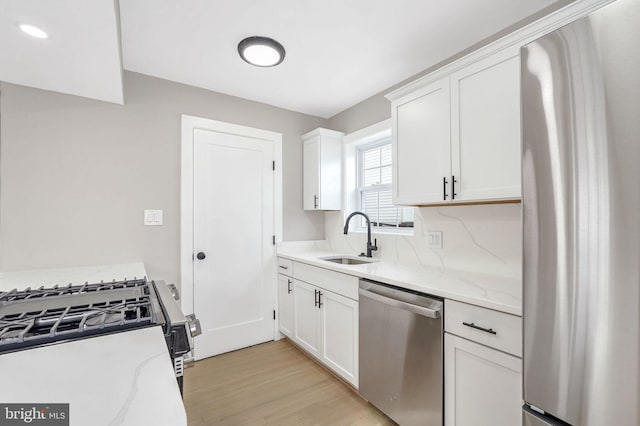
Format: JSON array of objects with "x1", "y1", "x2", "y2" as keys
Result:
[{"x1": 359, "y1": 279, "x2": 443, "y2": 426}]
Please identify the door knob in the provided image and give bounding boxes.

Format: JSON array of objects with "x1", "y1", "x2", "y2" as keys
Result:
[{"x1": 196, "y1": 252, "x2": 206, "y2": 260}]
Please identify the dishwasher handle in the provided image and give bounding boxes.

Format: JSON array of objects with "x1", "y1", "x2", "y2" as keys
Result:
[{"x1": 359, "y1": 287, "x2": 442, "y2": 319}]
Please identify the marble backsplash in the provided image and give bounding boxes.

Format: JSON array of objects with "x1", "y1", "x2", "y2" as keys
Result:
[{"x1": 324, "y1": 203, "x2": 522, "y2": 278}]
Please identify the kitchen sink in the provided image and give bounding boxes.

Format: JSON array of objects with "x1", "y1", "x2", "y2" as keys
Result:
[{"x1": 320, "y1": 256, "x2": 376, "y2": 265}]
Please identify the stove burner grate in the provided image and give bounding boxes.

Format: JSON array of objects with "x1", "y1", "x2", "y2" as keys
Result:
[
  {"x1": 0, "y1": 279, "x2": 157, "y2": 353},
  {"x1": 0, "y1": 278, "x2": 148, "y2": 302}
]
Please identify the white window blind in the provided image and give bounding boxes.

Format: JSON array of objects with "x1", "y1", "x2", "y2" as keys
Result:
[{"x1": 358, "y1": 142, "x2": 414, "y2": 229}]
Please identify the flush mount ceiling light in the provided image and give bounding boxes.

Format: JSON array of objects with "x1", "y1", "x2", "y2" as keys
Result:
[
  {"x1": 18, "y1": 23, "x2": 48, "y2": 39},
  {"x1": 18, "y1": 23, "x2": 49, "y2": 38},
  {"x1": 237, "y1": 36, "x2": 285, "y2": 67}
]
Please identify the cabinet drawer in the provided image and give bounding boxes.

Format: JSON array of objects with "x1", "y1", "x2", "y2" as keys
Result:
[
  {"x1": 293, "y1": 262, "x2": 358, "y2": 300},
  {"x1": 277, "y1": 258, "x2": 294, "y2": 276},
  {"x1": 445, "y1": 300, "x2": 521, "y2": 357}
]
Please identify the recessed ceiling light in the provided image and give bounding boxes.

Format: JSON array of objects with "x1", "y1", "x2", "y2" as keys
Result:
[
  {"x1": 19, "y1": 23, "x2": 48, "y2": 39},
  {"x1": 238, "y1": 36, "x2": 285, "y2": 67}
]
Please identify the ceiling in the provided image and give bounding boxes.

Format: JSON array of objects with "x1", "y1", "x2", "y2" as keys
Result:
[
  {"x1": 1, "y1": 0, "x2": 567, "y2": 118},
  {"x1": 0, "y1": 0, "x2": 123, "y2": 104}
]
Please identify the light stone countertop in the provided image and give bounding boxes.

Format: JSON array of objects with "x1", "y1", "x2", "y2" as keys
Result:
[
  {"x1": 277, "y1": 245, "x2": 522, "y2": 316},
  {"x1": 0, "y1": 327, "x2": 187, "y2": 426},
  {"x1": 0, "y1": 262, "x2": 187, "y2": 426},
  {"x1": 0, "y1": 262, "x2": 148, "y2": 292}
]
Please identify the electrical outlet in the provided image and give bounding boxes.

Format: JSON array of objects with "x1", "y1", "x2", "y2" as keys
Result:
[
  {"x1": 144, "y1": 209, "x2": 163, "y2": 226},
  {"x1": 427, "y1": 231, "x2": 443, "y2": 249}
]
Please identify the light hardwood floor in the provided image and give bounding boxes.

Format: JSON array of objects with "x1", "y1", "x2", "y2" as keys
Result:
[{"x1": 184, "y1": 339, "x2": 396, "y2": 426}]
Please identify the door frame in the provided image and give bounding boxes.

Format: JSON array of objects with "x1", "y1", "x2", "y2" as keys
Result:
[{"x1": 180, "y1": 114, "x2": 283, "y2": 339}]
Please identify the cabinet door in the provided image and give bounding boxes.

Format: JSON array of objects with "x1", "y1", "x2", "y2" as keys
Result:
[
  {"x1": 277, "y1": 274, "x2": 293, "y2": 337},
  {"x1": 445, "y1": 333, "x2": 522, "y2": 426},
  {"x1": 319, "y1": 289, "x2": 359, "y2": 387},
  {"x1": 318, "y1": 137, "x2": 342, "y2": 210},
  {"x1": 303, "y1": 136, "x2": 321, "y2": 210},
  {"x1": 450, "y1": 50, "x2": 521, "y2": 201},
  {"x1": 292, "y1": 280, "x2": 321, "y2": 357},
  {"x1": 393, "y1": 77, "x2": 451, "y2": 205}
]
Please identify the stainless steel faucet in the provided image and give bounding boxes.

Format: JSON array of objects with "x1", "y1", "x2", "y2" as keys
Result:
[{"x1": 343, "y1": 211, "x2": 378, "y2": 258}]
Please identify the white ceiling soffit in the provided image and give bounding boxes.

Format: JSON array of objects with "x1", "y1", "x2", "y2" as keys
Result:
[
  {"x1": 0, "y1": 0, "x2": 123, "y2": 104},
  {"x1": 120, "y1": 0, "x2": 565, "y2": 118}
]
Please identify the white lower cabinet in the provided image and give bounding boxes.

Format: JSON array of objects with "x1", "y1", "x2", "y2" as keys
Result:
[
  {"x1": 291, "y1": 279, "x2": 359, "y2": 387},
  {"x1": 281, "y1": 261, "x2": 359, "y2": 388},
  {"x1": 445, "y1": 333, "x2": 522, "y2": 426},
  {"x1": 292, "y1": 279, "x2": 322, "y2": 358},
  {"x1": 320, "y1": 290, "x2": 359, "y2": 386},
  {"x1": 277, "y1": 274, "x2": 293, "y2": 337}
]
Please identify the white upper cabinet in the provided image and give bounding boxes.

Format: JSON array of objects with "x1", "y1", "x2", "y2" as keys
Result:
[
  {"x1": 303, "y1": 135, "x2": 321, "y2": 210},
  {"x1": 393, "y1": 77, "x2": 451, "y2": 205},
  {"x1": 388, "y1": 47, "x2": 521, "y2": 205},
  {"x1": 302, "y1": 128, "x2": 344, "y2": 210},
  {"x1": 450, "y1": 49, "x2": 521, "y2": 202}
]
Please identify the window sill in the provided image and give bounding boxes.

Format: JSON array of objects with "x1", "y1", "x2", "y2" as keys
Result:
[{"x1": 349, "y1": 227, "x2": 414, "y2": 237}]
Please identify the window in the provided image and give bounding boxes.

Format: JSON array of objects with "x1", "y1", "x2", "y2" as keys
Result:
[{"x1": 357, "y1": 141, "x2": 414, "y2": 230}]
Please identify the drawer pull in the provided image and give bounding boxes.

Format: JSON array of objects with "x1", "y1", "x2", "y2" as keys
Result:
[
  {"x1": 279, "y1": 265, "x2": 288, "y2": 270},
  {"x1": 287, "y1": 279, "x2": 292, "y2": 294},
  {"x1": 462, "y1": 321, "x2": 497, "y2": 335}
]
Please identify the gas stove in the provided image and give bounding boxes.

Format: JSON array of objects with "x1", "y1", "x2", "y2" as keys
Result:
[
  {"x1": 0, "y1": 279, "x2": 159, "y2": 352},
  {"x1": 0, "y1": 278, "x2": 200, "y2": 394}
]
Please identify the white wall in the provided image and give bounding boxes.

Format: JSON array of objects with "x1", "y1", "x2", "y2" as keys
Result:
[
  {"x1": 325, "y1": 205, "x2": 521, "y2": 278},
  {"x1": 0, "y1": 71, "x2": 327, "y2": 285}
]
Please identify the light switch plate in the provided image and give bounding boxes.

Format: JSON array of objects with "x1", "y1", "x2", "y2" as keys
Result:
[
  {"x1": 144, "y1": 209, "x2": 163, "y2": 226},
  {"x1": 427, "y1": 231, "x2": 443, "y2": 249}
]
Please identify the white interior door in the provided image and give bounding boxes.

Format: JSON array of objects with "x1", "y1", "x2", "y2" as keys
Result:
[{"x1": 192, "y1": 128, "x2": 275, "y2": 360}]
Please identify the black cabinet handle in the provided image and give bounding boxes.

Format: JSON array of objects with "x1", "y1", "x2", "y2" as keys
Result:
[
  {"x1": 287, "y1": 279, "x2": 292, "y2": 294},
  {"x1": 314, "y1": 289, "x2": 318, "y2": 307},
  {"x1": 318, "y1": 291, "x2": 323, "y2": 309},
  {"x1": 451, "y1": 175, "x2": 458, "y2": 200},
  {"x1": 443, "y1": 177, "x2": 449, "y2": 200},
  {"x1": 196, "y1": 252, "x2": 206, "y2": 260},
  {"x1": 462, "y1": 321, "x2": 497, "y2": 335},
  {"x1": 279, "y1": 265, "x2": 288, "y2": 270},
  {"x1": 314, "y1": 194, "x2": 319, "y2": 209}
]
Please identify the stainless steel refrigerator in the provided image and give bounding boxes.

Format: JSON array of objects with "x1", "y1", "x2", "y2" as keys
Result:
[{"x1": 521, "y1": 0, "x2": 640, "y2": 424}]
